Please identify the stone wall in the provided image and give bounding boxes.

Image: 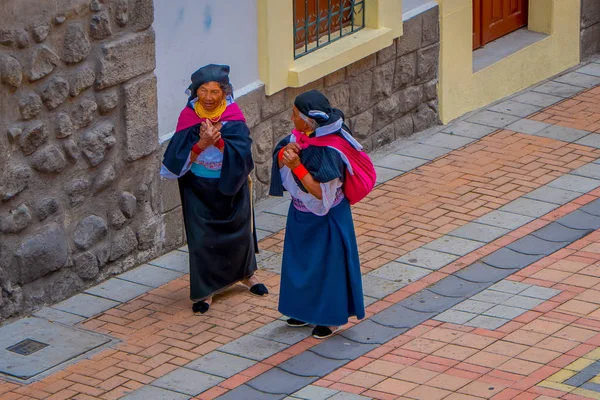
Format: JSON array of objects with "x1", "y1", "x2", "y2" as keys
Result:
[
  {"x1": 159, "y1": 6, "x2": 440, "y2": 249},
  {"x1": 0, "y1": 0, "x2": 163, "y2": 321},
  {"x1": 581, "y1": 0, "x2": 600, "y2": 61}
]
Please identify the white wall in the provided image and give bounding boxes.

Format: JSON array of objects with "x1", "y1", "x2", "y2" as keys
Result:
[{"x1": 153, "y1": 0, "x2": 261, "y2": 139}]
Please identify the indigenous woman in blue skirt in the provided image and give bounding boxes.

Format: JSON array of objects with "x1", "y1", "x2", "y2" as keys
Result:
[
  {"x1": 161, "y1": 65, "x2": 268, "y2": 315},
  {"x1": 269, "y1": 90, "x2": 365, "y2": 339}
]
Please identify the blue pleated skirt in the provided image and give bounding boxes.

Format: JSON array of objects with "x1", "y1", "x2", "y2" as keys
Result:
[{"x1": 278, "y1": 198, "x2": 365, "y2": 326}]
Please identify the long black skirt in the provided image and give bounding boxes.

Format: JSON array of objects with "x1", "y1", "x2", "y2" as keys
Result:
[{"x1": 178, "y1": 172, "x2": 257, "y2": 301}]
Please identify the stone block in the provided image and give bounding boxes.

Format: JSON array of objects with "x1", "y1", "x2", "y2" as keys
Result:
[
  {"x1": 27, "y1": 45, "x2": 59, "y2": 81},
  {"x1": 186, "y1": 351, "x2": 256, "y2": 378},
  {"x1": 482, "y1": 248, "x2": 544, "y2": 270},
  {"x1": 394, "y1": 112, "x2": 416, "y2": 140},
  {"x1": 73, "y1": 215, "x2": 108, "y2": 251},
  {"x1": 434, "y1": 309, "x2": 476, "y2": 324},
  {"x1": 416, "y1": 43, "x2": 439, "y2": 84},
  {"x1": 255, "y1": 212, "x2": 287, "y2": 233},
  {"x1": 554, "y1": 71, "x2": 600, "y2": 88},
  {"x1": 398, "y1": 84, "x2": 424, "y2": 114},
  {"x1": 534, "y1": 125, "x2": 590, "y2": 142},
  {"x1": 532, "y1": 81, "x2": 583, "y2": 98},
  {"x1": 329, "y1": 393, "x2": 370, "y2": 400},
  {"x1": 582, "y1": 0, "x2": 600, "y2": 28},
  {"x1": 324, "y1": 82, "x2": 350, "y2": 110},
  {"x1": 368, "y1": 261, "x2": 430, "y2": 284},
  {"x1": 519, "y1": 286, "x2": 561, "y2": 300},
  {"x1": 502, "y1": 295, "x2": 545, "y2": 309},
  {"x1": 454, "y1": 299, "x2": 494, "y2": 314},
  {"x1": 374, "y1": 166, "x2": 401, "y2": 184},
  {"x1": 73, "y1": 252, "x2": 99, "y2": 280},
  {"x1": 340, "y1": 320, "x2": 406, "y2": 345},
  {"x1": 62, "y1": 23, "x2": 91, "y2": 64},
  {"x1": 512, "y1": 91, "x2": 564, "y2": 108},
  {"x1": 218, "y1": 385, "x2": 284, "y2": 400},
  {"x1": 419, "y1": 132, "x2": 474, "y2": 150},
  {"x1": 500, "y1": 198, "x2": 558, "y2": 218},
  {"x1": 71, "y1": 98, "x2": 98, "y2": 129},
  {"x1": 33, "y1": 307, "x2": 85, "y2": 326},
  {"x1": 394, "y1": 143, "x2": 448, "y2": 160},
  {"x1": 549, "y1": 175, "x2": 600, "y2": 193},
  {"x1": 423, "y1": 235, "x2": 485, "y2": 256},
  {"x1": 293, "y1": 385, "x2": 340, "y2": 400},
  {"x1": 377, "y1": 42, "x2": 397, "y2": 64},
  {"x1": 31, "y1": 145, "x2": 67, "y2": 173},
  {"x1": 149, "y1": 249, "x2": 188, "y2": 273},
  {"x1": 558, "y1": 209, "x2": 600, "y2": 230},
  {"x1": 262, "y1": 90, "x2": 285, "y2": 120},
  {"x1": 310, "y1": 335, "x2": 377, "y2": 360},
  {"x1": 373, "y1": 154, "x2": 426, "y2": 172},
  {"x1": 280, "y1": 351, "x2": 346, "y2": 378},
  {"x1": 466, "y1": 315, "x2": 508, "y2": 330},
  {"x1": 488, "y1": 100, "x2": 542, "y2": 118},
  {"x1": 0, "y1": 164, "x2": 31, "y2": 201},
  {"x1": 153, "y1": 368, "x2": 224, "y2": 396},
  {"x1": 0, "y1": 55, "x2": 22, "y2": 90},
  {"x1": 571, "y1": 163, "x2": 600, "y2": 180},
  {"x1": 505, "y1": 119, "x2": 551, "y2": 135},
  {"x1": 110, "y1": 227, "x2": 138, "y2": 261},
  {"x1": 251, "y1": 320, "x2": 311, "y2": 345},
  {"x1": 467, "y1": 110, "x2": 521, "y2": 128},
  {"x1": 19, "y1": 91, "x2": 43, "y2": 120},
  {"x1": 484, "y1": 304, "x2": 527, "y2": 320},
  {"x1": 397, "y1": 248, "x2": 458, "y2": 270},
  {"x1": 219, "y1": 335, "x2": 288, "y2": 361},
  {"x1": 371, "y1": 304, "x2": 434, "y2": 328},
  {"x1": 508, "y1": 236, "x2": 569, "y2": 256},
  {"x1": 130, "y1": 0, "x2": 154, "y2": 31},
  {"x1": 53, "y1": 293, "x2": 119, "y2": 317},
  {"x1": 85, "y1": 278, "x2": 151, "y2": 302},
  {"x1": 121, "y1": 386, "x2": 189, "y2": 400},
  {"x1": 16, "y1": 224, "x2": 69, "y2": 284},
  {"x1": 413, "y1": 102, "x2": 438, "y2": 132},
  {"x1": 448, "y1": 222, "x2": 509, "y2": 243},
  {"x1": 96, "y1": 30, "x2": 156, "y2": 89},
  {"x1": 397, "y1": 14, "x2": 422, "y2": 56},
  {"x1": 577, "y1": 62, "x2": 600, "y2": 77},
  {"x1": 422, "y1": 6, "x2": 439, "y2": 46},
  {"x1": 247, "y1": 368, "x2": 316, "y2": 395},
  {"x1": 475, "y1": 210, "x2": 534, "y2": 230},
  {"x1": 576, "y1": 133, "x2": 600, "y2": 148},
  {"x1": 361, "y1": 275, "x2": 404, "y2": 299},
  {"x1": 324, "y1": 68, "x2": 346, "y2": 87},
  {"x1": 124, "y1": 74, "x2": 158, "y2": 161},
  {"x1": 394, "y1": 52, "x2": 417, "y2": 89},
  {"x1": 455, "y1": 262, "x2": 515, "y2": 284},
  {"x1": 236, "y1": 86, "x2": 263, "y2": 129},
  {"x1": 489, "y1": 280, "x2": 531, "y2": 295},
  {"x1": 346, "y1": 54, "x2": 376, "y2": 77},
  {"x1": 524, "y1": 185, "x2": 581, "y2": 205},
  {"x1": 467, "y1": 289, "x2": 515, "y2": 306},
  {"x1": 372, "y1": 60, "x2": 395, "y2": 102},
  {"x1": 429, "y1": 275, "x2": 488, "y2": 299},
  {"x1": 581, "y1": 24, "x2": 600, "y2": 61},
  {"x1": 401, "y1": 289, "x2": 463, "y2": 313},
  {"x1": 348, "y1": 70, "x2": 373, "y2": 116},
  {"x1": 118, "y1": 264, "x2": 183, "y2": 288}
]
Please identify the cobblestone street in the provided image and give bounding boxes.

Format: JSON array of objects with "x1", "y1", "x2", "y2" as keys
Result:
[{"x1": 3, "y1": 58, "x2": 600, "y2": 400}]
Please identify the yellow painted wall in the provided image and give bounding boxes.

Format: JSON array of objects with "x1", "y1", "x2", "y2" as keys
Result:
[{"x1": 436, "y1": 0, "x2": 580, "y2": 123}]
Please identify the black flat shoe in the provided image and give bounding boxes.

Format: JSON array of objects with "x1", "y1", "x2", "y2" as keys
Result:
[
  {"x1": 192, "y1": 301, "x2": 210, "y2": 315},
  {"x1": 312, "y1": 325, "x2": 341, "y2": 339},
  {"x1": 249, "y1": 283, "x2": 269, "y2": 297},
  {"x1": 286, "y1": 318, "x2": 308, "y2": 327}
]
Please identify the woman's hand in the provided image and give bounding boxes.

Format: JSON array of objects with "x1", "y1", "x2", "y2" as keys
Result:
[
  {"x1": 284, "y1": 142, "x2": 302, "y2": 155},
  {"x1": 282, "y1": 149, "x2": 301, "y2": 170},
  {"x1": 196, "y1": 120, "x2": 222, "y2": 150}
]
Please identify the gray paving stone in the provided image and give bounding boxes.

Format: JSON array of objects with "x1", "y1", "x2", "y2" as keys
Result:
[
  {"x1": 471, "y1": 289, "x2": 514, "y2": 304},
  {"x1": 85, "y1": 278, "x2": 152, "y2": 303},
  {"x1": 519, "y1": 286, "x2": 561, "y2": 300},
  {"x1": 219, "y1": 335, "x2": 288, "y2": 361},
  {"x1": 577, "y1": 63, "x2": 600, "y2": 77},
  {"x1": 0, "y1": 317, "x2": 111, "y2": 380},
  {"x1": 186, "y1": 351, "x2": 256, "y2": 378},
  {"x1": 149, "y1": 250, "x2": 189, "y2": 273},
  {"x1": 401, "y1": 290, "x2": 464, "y2": 313},
  {"x1": 259, "y1": 252, "x2": 283, "y2": 274},
  {"x1": 375, "y1": 166, "x2": 402, "y2": 184},
  {"x1": 368, "y1": 262, "x2": 430, "y2": 284},
  {"x1": 466, "y1": 111, "x2": 521, "y2": 128},
  {"x1": 482, "y1": 248, "x2": 544, "y2": 270},
  {"x1": 33, "y1": 307, "x2": 85, "y2": 326},
  {"x1": 532, "y1": 222, "x2": 591, "y2": 243},
  {"x1": 502, "y1": 295, "x2": 546, "y2": 309},
  {"x1": 217, "y1": 385, "x2": 285, "y2": 400},
  {"x1": 489, "y1": 280, "x2": 531, "y2": 294},
  {"x1": 361, "y1": 275, "x2": 405, "y2": 299},
  {"x1": 428, "y1": 275, "x2": 488, "y2": 298},
  {"x1": 572, "y1": 163, "x2": 600, "y2": 181},
  {"x1": 475, "y1": 210, "x2": 534, "y2": 230},
  {"x1": 580, "y1": 198, "x2": 600, "y2": 217},
  {"x1": 454, "y1": 299, "x2": 495, "y2": 314},
  {"x1": 396, "y1": 248, "x2": 459, "y2": 270},
  {"x1": 53, "y1": 293, "x2": 120, "y2": 318},
  {"x1": 310, "y1": 335, "x2": 377, "y2": 361},
  {"x1": 423, "y1": 236, "x2": 485, "y2": 256},
  {"x1": 279, "y1": 352, "x2": 347, "y2": 377},
  {"x1": 251, "y1": 320, "x2": 311, "y2": 345},
  {"x1": 373, "y1": 154, "x2": 427, "y2": 172},
  {"x1": 549, "y1": 175, "x2": 600, "y2": 193},
  {"x1": 524, "y1": 186, "x2": 582, "y2": 205},
  {"x1": 505, "y1": 119, "x2": 552, "y2": 135},
  {"x1": 153, "y1": 368, "x2": 223, "y2": 396},
  {"x1": 442, "y1": 121, "x2": 498, "y2": 139},
  {"x1": 533, "y1": 125, "x2": 591, "y2": 142},
  {"x1": 256, "y1": 212, "x2": 287, "y2": 233},
  {"x1": 247, "y1": 367, "x2": 316, "y2": 395},
  {"x1": 434, "y1": 309, "x2": 477, "y2": 324},
  {"x1": 256, "y1": 229, "x2": 272, "y2": 241},
  {"x1": 512, "y1": 91, "x2": 564, "y2": 107},
  {"x1": 328, "y1": 393, "x2": 371, "y2": 400},
  {"x1": 364, "y1": 296, "x2": 378, "y2": 307},
  {"x1": 532, "y1": 81, "x2": 583, "y2": 97},
  {"x1": 455, "y1": 262, "x2": 516, "y2": 283},
  {"x1": 419, "y1": 133, "x2": 475, "y2": 150},
  {"x1": 394, "y1": 143, "x2": 450, "y2": 160},
  {"x1": 483, "y1": 305, "x2": 527, "y2": 319},
  {"x1": 266, "y1": 200, "x2": 292, "y2": 217},
  {"x1": 256, "y1": 249, "x2": 277, "y2": 264},
  {"x1": 499, "y1": 198, "x2": 558, "y2": 218},
  {"x1": 580, "y1": 382, "x2": 600, "y2": 393},
  {"x1": 488, "y1": 100, "x2": 542, "y2": 118},
  {"x1": 557, "y1": 209, "x2": 600, "y2": 230},
  {"x1": 371, "y1": 304, "x2": 435, "y2": 328},
  {"x1": 507, "y1": 236, "x2": 569, "y2": 256},
  {"x1": 118, "y1": 264, "x2": 184, "y2": 288},
  {"x1": 576, "y1": 133, "x2": 600, "y2": 148},
  {"x1": 563, "y1": 370, "x2": 597, "y2": 387},
  {"x1": 340, "y1": 320, "x2": 406, "y2": 345},
  {"x1": 554, "y1": 72, "x2": 600, "y2": 88},
  {"x1": 448, "y1": 223, "x2": 510, "y2": 243},
  {"x1": 466, "y1": 315, "x2": 509, "y2": 330},
  {"x1": 293, "y1": 385, "x2": 340, "y2": 400},
  {"x1": 122, "y1": 386, "x2": 190, "y2": 400}
]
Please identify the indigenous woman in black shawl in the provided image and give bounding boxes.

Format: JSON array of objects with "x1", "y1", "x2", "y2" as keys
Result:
[
  {"x1": 161, "y1": 64, "x2": 268, "y2": 314},
  {"x1": 270, "y1": 90, "x2": 364, "y2": 339}
]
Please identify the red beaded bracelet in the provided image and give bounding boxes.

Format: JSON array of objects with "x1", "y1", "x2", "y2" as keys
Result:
[
  {"x1": 292, "y1": 164, "x2": 309, "y2": 180},
  {"x1": 192, "y1": 143, "x2": 203, "y2": 156},
  {"x1": 278, "y1": 147, "x2": 285, "y2": 161}
]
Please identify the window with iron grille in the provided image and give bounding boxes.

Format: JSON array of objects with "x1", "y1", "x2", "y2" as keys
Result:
[{"x1": 294, "y1": 0, "x2": 366, "y2": 59}]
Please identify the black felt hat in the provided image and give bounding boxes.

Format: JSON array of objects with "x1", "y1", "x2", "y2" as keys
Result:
[{"x1": 187, "y1": 64, "x2": 230, "y2": 98}]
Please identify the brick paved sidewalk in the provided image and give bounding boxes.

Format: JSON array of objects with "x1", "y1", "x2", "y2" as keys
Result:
[{"x1": 2, "y1": 58, "x2": 600, "y2": 400}]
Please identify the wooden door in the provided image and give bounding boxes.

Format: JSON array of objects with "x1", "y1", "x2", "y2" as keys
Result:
[
  {"x1": 473, "y1": 0, "x2": 482, "y2": 49},
  {"x1": 473, "y1": 0, "x2": 528, "y2": 50}
]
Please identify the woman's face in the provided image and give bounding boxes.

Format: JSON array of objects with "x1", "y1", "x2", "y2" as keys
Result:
[
  {"x1": 291, "y1": 106, "x2": 312, "y2": 132},
  {"x1": 197, "y1": 82, "x2": 224, "y2": 111}
]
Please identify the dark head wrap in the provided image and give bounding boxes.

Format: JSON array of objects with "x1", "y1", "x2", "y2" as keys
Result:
[
  {"x1": 294, "y1": 90, "x2": 345, "y2": 127},
  {"x1": 187, "y1": 64, "x2": 230, "y2": 101}
]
